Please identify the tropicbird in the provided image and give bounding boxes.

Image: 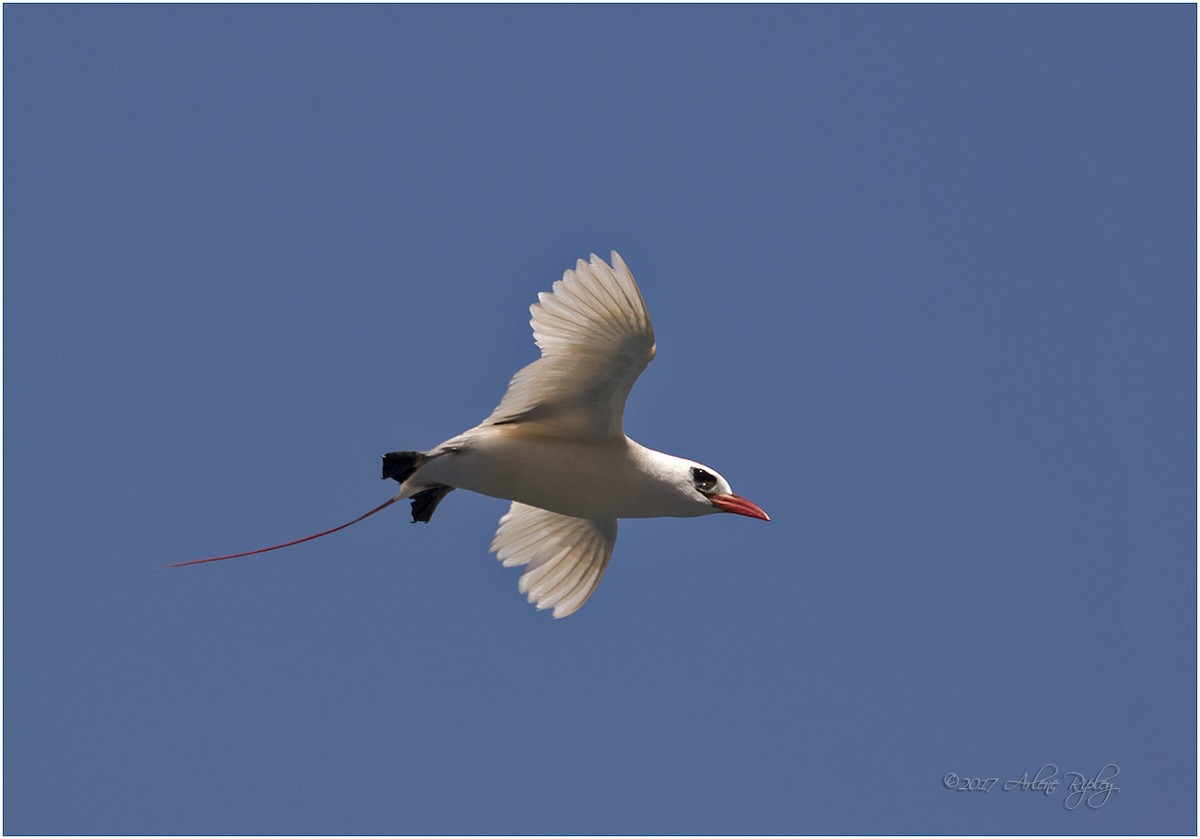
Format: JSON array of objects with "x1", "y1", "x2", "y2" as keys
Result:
[{"x1": 170, "y1": 252, "x2": 769, "y2": 617}]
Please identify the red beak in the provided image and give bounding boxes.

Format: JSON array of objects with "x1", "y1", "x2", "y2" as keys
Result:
[{"x1": 710, "y1": 493, "x2": 770, "y2": 521}]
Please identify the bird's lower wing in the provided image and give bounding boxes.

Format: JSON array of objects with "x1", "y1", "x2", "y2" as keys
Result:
[{"x1": 490, "y1": 502, "x2": 617, "y2": 618}]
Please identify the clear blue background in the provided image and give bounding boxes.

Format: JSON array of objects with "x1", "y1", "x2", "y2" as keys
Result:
[{"x1": 5, "y1": 4, "x2": 1195, "y2": 835}]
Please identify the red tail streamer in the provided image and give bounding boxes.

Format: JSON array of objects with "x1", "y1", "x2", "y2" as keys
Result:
[{"x1": 165, "y1": 495, "x2": 401, "y2": 568}]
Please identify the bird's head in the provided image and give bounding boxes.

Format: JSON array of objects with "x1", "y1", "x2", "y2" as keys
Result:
[{"x1": 682, "y1": 462, "x2": 770, "y2": 521}]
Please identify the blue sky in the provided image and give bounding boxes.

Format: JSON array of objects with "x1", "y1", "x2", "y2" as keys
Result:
[{"x1": 4, "y1": 4, "x2": 1195, "y2": 835}]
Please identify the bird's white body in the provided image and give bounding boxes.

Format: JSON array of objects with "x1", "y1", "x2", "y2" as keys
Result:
[
  {"x1": 177, "y1": 251, "x2": 767, "y2": 618},
  {"x1": 413, "y1": 428, "x2": 717, "y2": 521}
]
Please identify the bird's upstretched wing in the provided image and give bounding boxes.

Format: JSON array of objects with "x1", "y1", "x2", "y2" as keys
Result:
[
  {"x1": 483, "y1": 251, "x2": 655, "y2": 441},
  {"x1": 490, "y1": 502, "x2": 617, "y2": 618}
]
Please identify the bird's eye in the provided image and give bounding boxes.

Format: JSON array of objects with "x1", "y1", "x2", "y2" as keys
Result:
[{"x1": 691, "y1": 467, "x2": 718, "y2": 494}]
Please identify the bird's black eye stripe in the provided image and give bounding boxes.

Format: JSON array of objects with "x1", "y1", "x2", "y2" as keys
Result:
[{"x1": 691, "y1": 467, "x2": 718, "y2": 494}]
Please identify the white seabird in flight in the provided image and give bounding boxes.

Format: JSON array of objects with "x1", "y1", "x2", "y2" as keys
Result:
[{"x1": 171, "y1": 252, "x2": 769, "y2": 617}]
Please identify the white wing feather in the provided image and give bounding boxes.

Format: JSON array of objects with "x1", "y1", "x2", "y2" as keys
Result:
[
  {"x1": 484, "y1": 251, "x2": 655, "y2": 440},
  {"x1": 490, "y1": 502, "x2": 617, "y2": 618}
]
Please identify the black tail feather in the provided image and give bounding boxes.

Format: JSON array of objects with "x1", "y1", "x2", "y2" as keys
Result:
[
  {"x1": 382, "y1": 450, "x2": 426, "y2": 484},
  {"x1": 382, "y1": 450, "x2": 454, "y2": 523},
  {"x1": 409, "y1": 485, "x2": 454, "y2": 523}
]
